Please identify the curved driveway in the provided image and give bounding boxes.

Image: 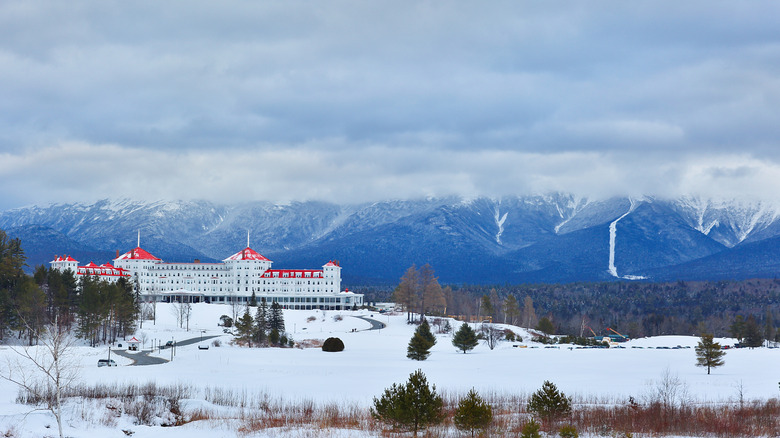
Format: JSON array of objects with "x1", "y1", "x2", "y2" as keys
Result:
[
  {"x1": 112, "y1": 335, "x2": 222, "y2": 366},
  {"x1": 352, "y1": 315, "x2": 386, "y2": 330}
]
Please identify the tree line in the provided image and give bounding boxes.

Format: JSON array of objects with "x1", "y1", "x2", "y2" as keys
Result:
[
  {"x1": 0, "y1": 229, "x2": 139, "y2": 346},
  {"x1": 380, "y1": 264, "x2": 780, "y2": 339}
]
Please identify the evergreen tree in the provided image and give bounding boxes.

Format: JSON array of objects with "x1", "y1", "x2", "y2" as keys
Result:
[
  {"x1": 407, "y1": 332, "x2": 432, "y2": 360},
  {"x1": 527, "y1": 380, "x2": 572, "y2": 428},
  {"x1": 729, "y1": 315, "x2": 746, "y2": 343},
  {"x1": 253, "y1": 304, "x2": 268, "y2": 345},
  {"x1": 417, "y1": 319, "x2": 436, "y2": 348},
  {"x1": 407, "y1": 319, "x2": 437, "y2": 360},
  {"x1": 480, "y1": 295, "x2": 494, "y2": 321},
  {"x1": 764, "y1": 309, "x2": 775, "y2": 346},
  {"x1": 258, "y1": 298, "x2": 270, "y2": 330},
  {"x1": 269, "y1": 328, "x2": 280, "y2": 346},
  {"x1": 743, "y1": 315, "x2": 763, "y2": 348},
  {"x1": 371, "y1": 369, "x2": 444, "y2": 437},
  {"x1": 695, "y1": 333, "x2": 726, "y2": 374},
  {"x1": 453, "y1": 388, "x2": 493, "y2": 437},
  {"x1": 536, "y1": 317, "x2": 555, "y2": 335},
  {"x1": 234, "y1": 309, "x2": 255, "y2": 347},
  {"x1": 249, "y1": 292, "x2": 258, "y2": 307},
  {"x1": 269, "y1": 301, "x2": 285, "y2": 333},
  {"x1": 452, "y1": 323, "x2": 479, "y2": 353}
]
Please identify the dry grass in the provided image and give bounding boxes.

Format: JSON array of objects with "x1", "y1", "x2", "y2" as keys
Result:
[{"x1": 13, "y1": 380, "x2": 780, "y2": 436}]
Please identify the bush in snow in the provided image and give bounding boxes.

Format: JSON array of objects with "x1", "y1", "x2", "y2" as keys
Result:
[{"x1": 322, "y1": 337, "x2": 345, "y2": 352}]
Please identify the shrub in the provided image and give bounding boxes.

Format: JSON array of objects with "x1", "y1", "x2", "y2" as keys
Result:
[
  {"x1": 211, "y1": 339, "x2": 221, "y2": 347},
  {"x1": 371, "y1": 369, "x2": 443, "y2": 436},
  {"x1": 559, "y1": 424, "x2": 578, "y2": 438},
  {"x1": 322, "y1": 337, "x2": 345, "y2": 352},
  {"x1": 454, "y1": 388, "x2": 493, "y2": 437},
  {"x1": 521, "y1": 418, "x2": 542, "y2": 438},
  {"x1": 528, "y1": 380, "x2": 572, "y2": 428}
]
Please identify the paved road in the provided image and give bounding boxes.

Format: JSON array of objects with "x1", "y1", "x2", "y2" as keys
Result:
[
  {"x1": 352, "y1": 315, "x2": 386, "y2": 331},
  {"x1": 112, "y1": 335, "x2": 222, "y2": 366}
]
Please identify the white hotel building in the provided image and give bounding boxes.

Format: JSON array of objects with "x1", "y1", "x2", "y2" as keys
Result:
[{"x1": 51, "y1": 245, "x2": 363, "y2": 310}]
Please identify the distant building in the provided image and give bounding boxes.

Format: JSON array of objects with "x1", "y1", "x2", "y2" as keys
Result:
[{"x1": 51, "y1": 245, "x2": 363, "y2": 311}]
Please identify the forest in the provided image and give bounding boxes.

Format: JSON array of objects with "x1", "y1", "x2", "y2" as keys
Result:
[
  {"x1": 0, "y1": 230, "x2": 138, "y2": 346},
  {"x1": 364, "y1": 264, "x2": 780, "y2": 340}
]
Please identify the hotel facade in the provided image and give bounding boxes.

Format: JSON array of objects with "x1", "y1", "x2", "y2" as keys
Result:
[{"x1": 51, "y1": 245, "x2": 363, "y2": 311}]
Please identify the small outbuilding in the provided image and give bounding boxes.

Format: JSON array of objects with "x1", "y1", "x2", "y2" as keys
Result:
[{"x1": 127, "y1": 337, "x2": 140, "y2": 351}]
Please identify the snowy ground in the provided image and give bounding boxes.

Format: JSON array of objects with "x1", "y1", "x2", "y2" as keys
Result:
[{"x1": 1, "y1": 303, "x2": 778, "y2": 437}]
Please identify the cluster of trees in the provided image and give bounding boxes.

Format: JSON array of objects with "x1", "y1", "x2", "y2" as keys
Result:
[
  {"x1": 372, "y1": 369, "x2": 573, "y2": 437},
  {"x1": 232, "y1": 298, "x2": 291, "y2": 347},
  {"x1": 0, "y1": 230, "x2": 139, "y2": 346},
  {"x1": 393, "y1": 264, "x2": 447, "y2": 322},
  {"x1": 379, "y1": 265, "x2": 780, "y2": 340}
]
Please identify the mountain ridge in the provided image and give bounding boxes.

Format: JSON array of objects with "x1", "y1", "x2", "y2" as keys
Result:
[{"x1": 2, "y1": 196, "x2": 779, "y2": 284}]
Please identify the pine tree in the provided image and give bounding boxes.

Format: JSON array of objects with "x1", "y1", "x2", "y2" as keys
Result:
[
  {"x1": 234, "y1": 309, "x2": 255, "y2": 347},
  {"x1": 371, "y1": 369, "x2": 444, "y2": 437},
  {"x1": 269, "y1": 301, "x2": 285, "y2": 333},
  {"x1": 417, "y1": 319, "x2": 436, "y2": 348},
  {"x1": 258, "y1": 298, "x2": 270, "y2": 330},
  {"x1": 536, "y1": 317, "x2": 555, "y2": 335},
  {"x1": 743, "y1": 315, "x2": 763, "y2": 348},
  {"x1": 452, "y1": 323, "x2": 479, "y2": 353},
  {"x1": 527, "y1": 380, "x2": 572, "y2": 428},
  {"x1": 454, "y1": 388, "x2": 493, "y2": 437},
  {"x1": 249, "y1": 292, "x2": 257, "y2": 307},
  {"x1": 695, "y1": 333, "x2": 726, "y2": 374},
  {"x1": 407, "y1": 332, "x2": 432, "y2": 360},
  {"x1": 253, "y1": 305, "x2": 267, "y2": 345},
  {"x1": 730, "y1": 315, "x2": 746, "y2": 343}
]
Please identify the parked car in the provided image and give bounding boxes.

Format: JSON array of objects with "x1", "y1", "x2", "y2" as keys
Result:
[
  {"x1": 165, "y1": 340, "x2": 174, "y2": 347},
  {"x1": 97, "y1": 359, "x2": 117, "y2": 367}
]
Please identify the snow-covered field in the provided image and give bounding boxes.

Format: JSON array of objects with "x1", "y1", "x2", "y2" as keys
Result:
[{"x1": 1, "y1": 303, "x2": 778, "y2": 437}]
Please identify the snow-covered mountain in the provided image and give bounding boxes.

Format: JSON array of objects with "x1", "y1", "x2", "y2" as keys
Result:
[{"x1": 2, "y1": 196, "x2": 779, "y2": 284}]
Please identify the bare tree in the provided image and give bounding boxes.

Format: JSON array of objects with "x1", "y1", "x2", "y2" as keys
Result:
[
  {"x1": 1, "y1": 316, "x2": 79, "y2": 438},
  {"x1": 183, "y1": 303, "x2": 192, "y2": 331},
  {"x1": 482, "y1": 323, "x2": 502, "y2": 350},
  {"x1": 170, "y1": 302, "x2": 183, "y2": 328}
]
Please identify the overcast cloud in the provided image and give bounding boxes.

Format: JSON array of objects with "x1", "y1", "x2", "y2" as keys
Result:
[{"x1": 0, "y1": 1, "x2": 778, "y2": 210}]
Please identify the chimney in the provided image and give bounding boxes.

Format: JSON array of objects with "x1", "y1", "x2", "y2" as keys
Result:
[
  {"x1": 194, "y1": 259, "x2": 200, "y2": 263},
  {"x1": 116, "y1": 249, "x2": 119, "y2": 259}
]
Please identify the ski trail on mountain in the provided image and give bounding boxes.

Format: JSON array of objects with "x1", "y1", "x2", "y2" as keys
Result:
[
  {"x1": 494, "y1": 206, "x2": 508, "y2": 244},
  {"x1": 608, "y1": 199, "x2": 645, "y2": 279}
]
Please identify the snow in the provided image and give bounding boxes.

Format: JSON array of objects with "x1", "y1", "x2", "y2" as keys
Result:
[
  {"x1": 493, "y1": 206, "x2": 508, "y2": 244},
  {"x1": 608, "y1": 198, "x2": 646, "y2": 279},
  {"x1": 1, "y1": 304, "x2": 779, "y2": 437}
]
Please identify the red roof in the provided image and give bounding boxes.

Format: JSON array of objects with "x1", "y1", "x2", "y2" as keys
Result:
[
  {"x1": 115, "y1": 247, "x2": 162, "y2": 261},
  {"x1": 224, "y1": 247, "x2": 270, "y2": 262},
  {"x1": 263, "y1": 269, "x2": 323, "y2": 278},
  {"x1": 323, "y1": 261, "x2": 340, "y2": 267},
  {"x1": 53, "y1": 255, "x2": 78, "y2": 262}
]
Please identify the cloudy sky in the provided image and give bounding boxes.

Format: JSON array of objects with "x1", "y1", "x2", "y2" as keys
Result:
[{"x1": 0, "y1": 1, "x2": 778, "y2": 210}]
